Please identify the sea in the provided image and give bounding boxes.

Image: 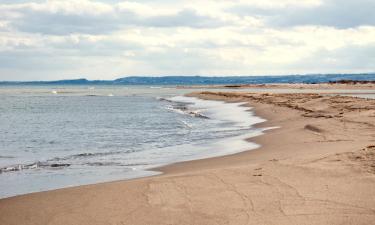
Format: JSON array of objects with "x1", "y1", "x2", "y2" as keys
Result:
[{"x1": 0, "y1": 85, "x2": 267, "y2": 198}]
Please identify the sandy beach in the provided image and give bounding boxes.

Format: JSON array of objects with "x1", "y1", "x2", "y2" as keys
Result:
[{"x1": 1, "y1": 90, "x2": 375, "y2": 225}]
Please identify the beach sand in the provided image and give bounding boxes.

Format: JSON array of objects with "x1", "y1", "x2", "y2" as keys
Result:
[{"x1": 1, "y1": 91, "x2": 375, "y2": 225}]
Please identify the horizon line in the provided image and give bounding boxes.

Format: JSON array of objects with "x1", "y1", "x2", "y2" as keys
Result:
[{"x1": 1, "y1": 72, "x2": 375, "y2": 83}]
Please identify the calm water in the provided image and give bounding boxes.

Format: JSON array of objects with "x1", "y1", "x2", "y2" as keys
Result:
[{"x1": 0, "y1": 86, "x2": 265, "y2": 198}]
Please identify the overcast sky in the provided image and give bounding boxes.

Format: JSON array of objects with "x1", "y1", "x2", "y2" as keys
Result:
[{"x1": 0, "y1": 0, "x2": 374, "y2": 81}]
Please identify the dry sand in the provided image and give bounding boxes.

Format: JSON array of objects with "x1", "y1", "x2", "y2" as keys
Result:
[{"x1": 1, "y1": 91, "x2": 375, "y2": 225}]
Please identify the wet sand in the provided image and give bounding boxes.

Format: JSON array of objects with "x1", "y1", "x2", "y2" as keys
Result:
[{"x1": 1, "y1": 91, "x2": 375, "y2": 225}]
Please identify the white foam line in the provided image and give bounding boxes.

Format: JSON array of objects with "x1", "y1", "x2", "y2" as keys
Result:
[{"x1": 167, "y1": 96, "x2": 266, "y2": 127}]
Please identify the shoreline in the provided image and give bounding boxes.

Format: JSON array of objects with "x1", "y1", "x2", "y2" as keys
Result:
[
  {"x1": 0, "y1": 95, "x2": 268, "y2": 199},
  {"x1": 156, "y1": 98, "x2": 275, "y2": 175},
  {"x1": 1, "y1": 91, "x2": 375, "y2": 225}
]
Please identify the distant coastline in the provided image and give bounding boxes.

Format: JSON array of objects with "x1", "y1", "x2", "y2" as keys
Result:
[{"x1": 1, "y1": 73, "x2": 375, "y2": 85}]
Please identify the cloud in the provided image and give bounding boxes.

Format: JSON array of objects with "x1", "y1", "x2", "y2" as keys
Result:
[
  {"x1": 0, "y1": 0, "x2": 119, "y2": 35},
  {"x1": 276, "y1": 0, "x2": 375, "y2": 28},
  {"x1": 142, "y1": 9, "x2": 226, "y2": 28},
  {"x1": 230, "y1": 0, "x2": 375, "y2": 28},
  {"x1": 0, "y1": 1, "x2": 226, "y2": 35},
  {"x1": 282, "y1": 43, "x2": 375, "y2": 74},
  {"x1": 0, "y1": 0, "x2": 374, "y2": 81}
]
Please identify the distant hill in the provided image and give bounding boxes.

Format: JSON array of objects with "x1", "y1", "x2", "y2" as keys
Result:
[{"x1": 1, "y1": 74, "x2": 375, "y2": 85}]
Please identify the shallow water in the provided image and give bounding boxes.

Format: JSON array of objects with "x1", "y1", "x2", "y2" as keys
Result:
[{"x1": 0, "y1": 86, "x2": 266, "y2": 198}]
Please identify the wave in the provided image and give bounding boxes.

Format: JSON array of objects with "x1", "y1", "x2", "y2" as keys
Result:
[
  {"x1": 85, "y1": 162, "x2": 125, "y2": 167},
  {"x1": 0, "y1": 151, "x2": 128, "y2": 174},
  {"x1": 51, "y1": 151, "x2": 123, "y2": 161},
  {"x1": 0, "y1": 157, "x2": 150, "y2": 174},
  {"x1": 165, "y1": 105, "x2": 209, "y2": 119},
  {"x1": 157, "y1": 97, "x2": 174, "y2": 103},
  {"x1": 157, "y1": 97, "x2": 193, "y2": 105},
  {"x1": 0, "y1": 162, "x2": 70, "y2": 174},
  {"x1": 84, "y1": 94, "x2": 117, "y2": 97},
  {"x1": 0, "y1": 159, "x2": 136, "y2": 174},
  {"x1": 161, "y1": 97, "x2": 210, "y2": 119},
  {"x1": 0, "y1": 155, "x2": 15, "y2": 159}
]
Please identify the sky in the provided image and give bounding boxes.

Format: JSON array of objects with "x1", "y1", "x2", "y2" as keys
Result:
[{"x1": 0, "y1": 0, "x2": 374, "y2": 81}]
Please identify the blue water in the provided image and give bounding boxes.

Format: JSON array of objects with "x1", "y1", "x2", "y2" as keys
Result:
[{"x1": 0, "y1": 86, "x2": 265, "y2": 198}]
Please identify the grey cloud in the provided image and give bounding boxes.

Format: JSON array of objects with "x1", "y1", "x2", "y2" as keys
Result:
[
  {"x1": 286, "y1": 44, "x2": 375, "y2": 73},
  {"x1": 7, "y1": 6, "x2": 134, "y2": 35},
  {"x1": 277, "y1": 0, "x2": 375, "y2": 28},
  {"x1": 16, "y1": 16, "x2": 121, "y2": 35},
  {"x1": 1, "y1": 3, "x2": 226, "y2": 35},
  {"x1": 0, "y1": 36, "x2": 143, "y2": 74},
  {"x1": 230, "y1": 0, "x2": 375, "y2": 28},
  {"x1": 143, "y1": 9, "x2": 224, "y2": 28},
  {"x1": 0, "y1": 49, "x2": 76, "y2": 70},
  {"x1": 49, "y1": 38, "x2": 144, "y2": 57},
  {"x1": 128, "y1": 46, "x2": 248, "y2": 75}
]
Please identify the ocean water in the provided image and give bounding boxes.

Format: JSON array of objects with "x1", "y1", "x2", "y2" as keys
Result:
[{"x1": 0, "y1": 86, "x2": 266, "y2": 198}]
